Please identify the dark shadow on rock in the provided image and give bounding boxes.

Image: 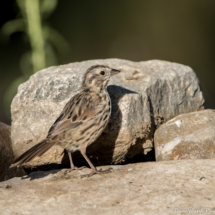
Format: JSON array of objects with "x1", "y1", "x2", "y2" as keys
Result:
[
  {"x1": 121, "y1": 94, "x2": 157, "y2": 164},
  {"x1": 124, "y1": 138, "x2": 156, "y2": 163},
  {"x1": 147, "y1": 95, "x2": 156, "y2": 131},
  {"x1": 148, "y1": 91, "x2": 166, "y2": 131},
  {"x1": 21, "y1": 169, "x2": 61, "y2": 180},
  {"x1": 23, "y1": 163, "x2": 59, "y2": 174},
  {"x1": 122, "y1": 148, "x2": 156, "y2": 164},
  {"x1": 60, "y1": 85, "x2": 138, "y2": 167}
]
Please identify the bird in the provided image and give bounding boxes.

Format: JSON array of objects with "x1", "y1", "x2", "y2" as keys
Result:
[{"x1": 10, "y1": 65, "x2": 120, "y2": 177}]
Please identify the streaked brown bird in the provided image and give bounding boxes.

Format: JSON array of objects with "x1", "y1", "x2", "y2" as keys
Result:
[{"x1": 10, "y1": 65, "x2": 120, "y2": 177}]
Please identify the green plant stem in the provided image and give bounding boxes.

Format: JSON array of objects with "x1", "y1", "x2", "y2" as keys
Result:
[{"x1": 25, "y1": 0, "x2": 46, "y2": 73}]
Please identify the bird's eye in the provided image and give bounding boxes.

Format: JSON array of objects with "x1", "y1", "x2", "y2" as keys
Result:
[{"x1": 100, "y1": 71, "x2": 105, "y2": 75}]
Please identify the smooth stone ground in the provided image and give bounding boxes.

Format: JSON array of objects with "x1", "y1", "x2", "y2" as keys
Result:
[
  {"x1": 154, "y1": 109, "x2": 215, "y2": 161},
  {"x1": 11, "y1": 59, "x2": 204, "y2": 168},
  {"x1": 1, "y1": 159, "x2": 215, "y2": 215}
]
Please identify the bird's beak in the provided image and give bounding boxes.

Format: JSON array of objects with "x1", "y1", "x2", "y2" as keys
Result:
[{"x1": 110, "y1": 68, "x2": 120, "y2": 76}]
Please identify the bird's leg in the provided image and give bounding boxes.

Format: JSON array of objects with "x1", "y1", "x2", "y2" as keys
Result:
[
  {"x1": 68, "y1": 151, "x2": 76, "y2": 170},
  {"x1": 64, "y1": 151, "x2": 86, "y2": 174},
  {"x1": 79, "y1": 147, "x2": 112, "y2": 178}
]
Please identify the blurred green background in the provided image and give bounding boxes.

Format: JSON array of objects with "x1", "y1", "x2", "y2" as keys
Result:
[{"x1": 0, "y1": 0, "x2": 215, "y2": 125}]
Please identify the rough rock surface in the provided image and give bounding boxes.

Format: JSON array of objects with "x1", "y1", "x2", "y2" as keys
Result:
[
  {"x1": 0, "y1": 122, "x2": 24, "y2": 182},
  {"x1": 11, "y1": 59, "x2": 204, "y2": 168},
  {"x1": 1, "y1": 159, "x2": 215, "y2": 215},
  {"x1": 154, "y1": 109, "x2": 215, "y2": 161}
]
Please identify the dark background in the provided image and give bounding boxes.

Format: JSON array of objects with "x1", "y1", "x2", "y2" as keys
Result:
[{"x1": 1, "y1": 0, "x2": 215, "y2": 125}]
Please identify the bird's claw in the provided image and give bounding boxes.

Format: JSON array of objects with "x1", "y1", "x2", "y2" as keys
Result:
[
  {"x1": 64, "y1": 166, "x2": 87, "y2": 175},
  {"x1": 81, "y1": 167, "x2": 112, "y2": 178}
]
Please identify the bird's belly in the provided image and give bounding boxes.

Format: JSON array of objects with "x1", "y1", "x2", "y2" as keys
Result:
[{"x1": 85, "y1": 109, "x2": 111, "y2": 148}]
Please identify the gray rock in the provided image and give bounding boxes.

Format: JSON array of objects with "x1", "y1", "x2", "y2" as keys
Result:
[
  {"x1": 0, "y1": 122, "x2": 24, "y2": 182},
  {"x1": 11, "y1": 59, "x2": 204, "y2": 168},
  {"x1": 154, "y1": 109, "x2": 215, "y2": 161},
  {"x1": 1, "y1": 159, "x2": 215, "y2": 215}
]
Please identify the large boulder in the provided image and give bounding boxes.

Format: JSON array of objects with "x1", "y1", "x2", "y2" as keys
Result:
[
  {"x1": 154, "y1": 109, "x2": 215, "y2": 161},
  {"x1": 1, "y1": 159, "x2": 215, "y2": 214},
  {"x1": 11, "y1": 59, "x2": 204, "y2": 168}
]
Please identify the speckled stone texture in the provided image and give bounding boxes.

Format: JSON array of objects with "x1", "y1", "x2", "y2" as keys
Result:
[
  {"x1": 1, "y1": 160, "x2": 215, "y2": 215},
  {"x1": 11, "y1": 59, "x2": 204, "y2": 168},
  {"x1": 154, "y1": 109, "x2": 215, "y2": 161}
]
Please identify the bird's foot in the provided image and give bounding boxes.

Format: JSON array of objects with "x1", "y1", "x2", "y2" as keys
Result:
[
  {"x1": 64, "y1": 166, "x2": 87, "y2": 175},
  {"x1": 81, "y1": 167, "x2": 112, "y2": 178}
]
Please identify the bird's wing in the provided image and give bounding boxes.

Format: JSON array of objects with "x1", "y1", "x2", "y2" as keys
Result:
[{"x1": 47, "y1": 91, "x2": 106, "y2": 137}]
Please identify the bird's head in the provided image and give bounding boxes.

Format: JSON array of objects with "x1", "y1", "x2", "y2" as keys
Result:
[{"x1": 82, "y1": 65, "x2": 120, "y2": 91}]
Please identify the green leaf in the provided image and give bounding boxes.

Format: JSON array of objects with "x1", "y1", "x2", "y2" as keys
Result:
[{"x1": 1, "y1": 19, "x2": 26, "y2": 37}]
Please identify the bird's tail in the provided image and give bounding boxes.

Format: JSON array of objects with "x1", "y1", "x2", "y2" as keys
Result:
[{"x1": 10, "y1": 139, "x2": 56, "y2": 168}]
